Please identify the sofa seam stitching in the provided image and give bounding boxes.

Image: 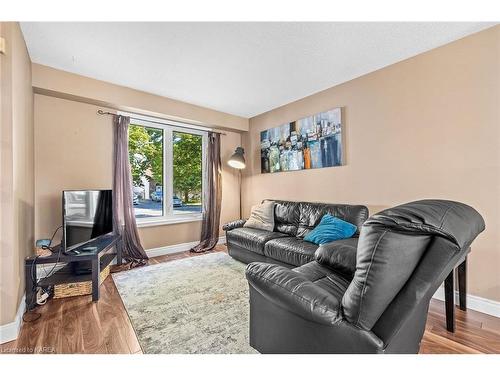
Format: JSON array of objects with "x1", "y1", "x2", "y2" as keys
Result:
[{"x1": 438, "y1": 206, "x2": 452, "y2": 229}]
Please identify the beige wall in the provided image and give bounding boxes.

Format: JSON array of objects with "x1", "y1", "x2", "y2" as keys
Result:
[
  {"x1": 0, "y1": 22, "x2": 34, "y2": 326},
  {"x1": 34, "y1": 94, "x2": 242, "y2": 250},
  {"x1": 32, "y1": 64, "x2": 248, "y2": 132},
  {"x1": 7, "y1": 22, "x2": 499, "y2": 325},
  {"x1": 32, "y1": 62, "x2": 246, "y2": 251},
  {"x1": 243, "y1": 26, "x2": 500, "y2": 302}
]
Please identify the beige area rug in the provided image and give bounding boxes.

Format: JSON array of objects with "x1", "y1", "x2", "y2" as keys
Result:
[{"x1": 112, "y1": 252, "x2": 257, "y2": 354}]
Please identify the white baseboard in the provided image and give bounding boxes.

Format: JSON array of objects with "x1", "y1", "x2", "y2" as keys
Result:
[
  {"x1": 146, "y1": 236, "x2": 226, "y2": 258},
  {"x1": 145, "y1": 239, "x2": 500, "y2": 319},
  {"x1": 432, "y1": 287, "x2": 500, "y2": 318},
  {"x1": 9, "y1": 240, "x2": 497, "y2": 344},
  {"x1": 0, "y1": 294, "x2": 26, "y2": 344}
]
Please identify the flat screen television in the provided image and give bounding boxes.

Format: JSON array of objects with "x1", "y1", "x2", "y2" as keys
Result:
[{"x1": 63, "y1": 190, "x2": 113, "y2": 252}]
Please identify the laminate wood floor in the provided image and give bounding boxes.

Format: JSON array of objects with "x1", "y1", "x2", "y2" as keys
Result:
[{"x1": 1, "y1": 245, "x2": 499, "y2": 354}]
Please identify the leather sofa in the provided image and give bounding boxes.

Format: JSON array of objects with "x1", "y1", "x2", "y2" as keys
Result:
[
  {"x1": 223, "y1": 199, "x2": 369, "y2": 272},
  {"x1": 243, "y1": 200, "x2": 485, "y2": 353}
]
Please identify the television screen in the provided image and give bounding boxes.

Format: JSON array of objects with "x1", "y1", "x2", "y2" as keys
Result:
[{"x1": 63, "y1": 190, "x2": 113, "y2": 251}]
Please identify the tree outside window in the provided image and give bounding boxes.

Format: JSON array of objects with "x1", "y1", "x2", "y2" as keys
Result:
[
  {"x1": 173, "y1": 131, "x2": 202, "y2": 207},
  {"x1": 128, "y1": 123, "x2": 203, "y2": 219}
]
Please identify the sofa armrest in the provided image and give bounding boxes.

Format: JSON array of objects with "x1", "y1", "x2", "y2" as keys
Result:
[
  {"x1": 223, "y1": 219, "x2": 246, "y2": 231},
  {"x1": 315, "y1": 242, "x2": 357, "y2": 277},
  {"x1": 246, "y1": 262, "x2": 342, "y2": 326}
]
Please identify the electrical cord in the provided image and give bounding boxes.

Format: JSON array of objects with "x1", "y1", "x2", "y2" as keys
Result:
[
  {"x1": 42, "y1": 241, "x2": 62, "y2": 279},
  {"x1": 42, "y1": 224, "x2": 63, "y2": 250},
  {"x1": 23, "y1": 255, "x2": 41, "y2": 322},
  {"x1": 23, "y1": 225, "x2": 63, "y2": 323},
  {"x1": 41, "y1": 225, "x2": 63, "y2": 279}
]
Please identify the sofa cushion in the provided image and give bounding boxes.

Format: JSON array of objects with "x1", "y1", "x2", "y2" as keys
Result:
[
  {"x1": 342, "y1": 224, "x2": 431, "y2": 330},
  {"x1": 293, "y1": 261, "x2": 351, "y2": 301},
  {"x1": 297, "y1": 202, "x2": 369, "y2": 238},
  {"x1": 314, "y1": 238, "x2": 358, "y2": 278},
  {"x1": 226, "y1": 227, "x2": 287, "y2": 255},
  {"x1": 246, "y1": 262, "x2": 344, "y2": 326},
  {"x1": 244, "y1": 201, "x2": 275, "y2": 231},
  {"x1": 303, "y1": 214, "x2": 357, "y2": 245},
  {"x1": 264, "y1": 200, "x2": 300, "y2": 236},
  {"x1": 342, "y1": 199, "x2": 485, "y2": 331},
  {"x1": 264, "y1": 237, "x2": 319, "y2": 267}
]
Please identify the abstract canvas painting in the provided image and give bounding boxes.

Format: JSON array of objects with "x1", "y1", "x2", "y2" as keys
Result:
[{"x1": 260, "y1": 107, "x2": 343, "y2": 173}]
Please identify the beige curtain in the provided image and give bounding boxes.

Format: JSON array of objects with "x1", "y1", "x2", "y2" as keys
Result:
[
  {"x1": 191, "y1": 132, "x2": 222, "y2": 252},
  {"x1": 112, "y1": 115, "x2": 148, "y2": 266}
]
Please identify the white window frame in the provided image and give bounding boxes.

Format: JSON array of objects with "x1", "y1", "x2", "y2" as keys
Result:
[{"x1": 124, "y1": 114, "x2": 207, "y2": 227}]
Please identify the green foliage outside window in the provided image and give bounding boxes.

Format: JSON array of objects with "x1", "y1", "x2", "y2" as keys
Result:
[
  {"x1": 128, "y1": 125, "x2": 202, "y2": 204},
  {"x1": 128, "y1": 124, "x2": 163, "y2": 187},
  {"x1": 173, "y1": 132, "x2": 202, "y2": 204}
]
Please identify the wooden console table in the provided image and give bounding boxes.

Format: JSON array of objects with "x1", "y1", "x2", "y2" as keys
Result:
[{"x1": 25, "y1": 233, "x2": 121, "y2": 310}]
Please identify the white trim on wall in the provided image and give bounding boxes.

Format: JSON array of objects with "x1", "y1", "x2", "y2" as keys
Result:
[
  {"x1": 432, "y1": 287, "x2": 500, "y2": 318},
  {"x1": 0, "y1": 294, "x2": 26, "y2": 344},
  {"x1": 146, "y1": 236, "x2": 226, "y2": 258}
]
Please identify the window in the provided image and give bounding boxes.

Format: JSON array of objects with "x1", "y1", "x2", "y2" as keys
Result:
[
  {"x1": 64, "y1": 191, "x2": 98, "y2": 225},
  {"x1": 127, "y1": 115, "x2": 207, "y2": 225},
  {"x1": 172, "y1": 131, "x2": 203, "y2": 214}
]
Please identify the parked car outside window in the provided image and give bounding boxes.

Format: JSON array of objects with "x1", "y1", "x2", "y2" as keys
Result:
[
  {"x1": 173, "y1": 195, "x2": 183, "y2": 207},
  {"x1": 151, "y1": 187, "x2": 163, "y2": 202}
]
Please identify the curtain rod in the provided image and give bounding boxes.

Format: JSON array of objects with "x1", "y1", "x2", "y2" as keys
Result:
[{"x1": 97, "y1": 110, "x2": 227, "y2": 136}]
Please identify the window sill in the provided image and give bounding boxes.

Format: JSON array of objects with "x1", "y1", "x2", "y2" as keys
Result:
[{"x1": 137, "y1": 214, "x2": 203, "y2": 228}]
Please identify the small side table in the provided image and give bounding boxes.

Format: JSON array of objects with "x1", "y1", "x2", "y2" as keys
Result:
[{"x1": 25, "y1": 233, "x2": 121, "y2": 311}]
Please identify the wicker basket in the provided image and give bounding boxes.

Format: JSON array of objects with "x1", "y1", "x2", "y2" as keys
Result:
[{"x1": 54, "y1": 265, "x2": 111, "y2": 299}]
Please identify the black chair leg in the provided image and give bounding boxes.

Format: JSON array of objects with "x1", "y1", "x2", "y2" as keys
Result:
[
  {"x1": 458, "y1": 257, "x2": 467, "y2": 311},
  {"x1": 444, "y1": 269, "x2": 455, "y2": 333}
]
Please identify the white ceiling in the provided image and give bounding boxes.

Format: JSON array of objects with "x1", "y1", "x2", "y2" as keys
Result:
[{"x1": 21, "y1": 22, "x2": 496, "y2": 118}]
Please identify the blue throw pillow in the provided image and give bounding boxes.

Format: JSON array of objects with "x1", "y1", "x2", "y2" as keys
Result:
[{"x1": 303, "y1": 214, "x2": 357, "y2": 245}]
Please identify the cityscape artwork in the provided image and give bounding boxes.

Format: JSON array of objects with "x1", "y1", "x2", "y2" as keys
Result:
[{"x1": 260, "y1": 107, "x2": 343, "y2": 173}]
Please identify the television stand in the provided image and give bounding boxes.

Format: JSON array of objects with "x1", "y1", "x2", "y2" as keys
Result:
[{"x1": 25, "y1": 233, "x2": 122, "y2": 310}]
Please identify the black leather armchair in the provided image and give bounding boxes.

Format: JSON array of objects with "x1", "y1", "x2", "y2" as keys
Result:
[{"x1": 245, "y1": 200, "x2": 485, "y2": 354}]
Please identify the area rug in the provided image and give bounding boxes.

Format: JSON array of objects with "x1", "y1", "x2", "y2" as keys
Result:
[{"x1": 112, "y1": 252, "x2": 257, "y2": 354}]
